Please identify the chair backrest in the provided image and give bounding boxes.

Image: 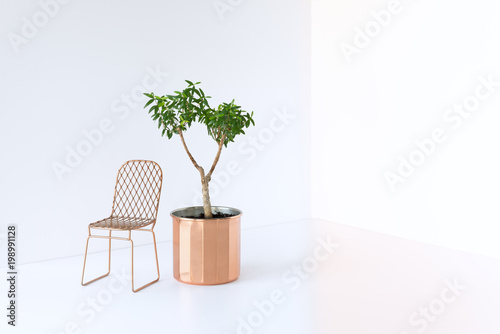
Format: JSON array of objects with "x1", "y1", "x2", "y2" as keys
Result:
[{"x1": 111, "y1": 160, "x2": 163, "y2": 221}]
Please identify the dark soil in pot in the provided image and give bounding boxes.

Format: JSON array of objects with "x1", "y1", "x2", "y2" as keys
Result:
[{"x1": 181, "y1": 212, "x2": 235, "y2": 219}]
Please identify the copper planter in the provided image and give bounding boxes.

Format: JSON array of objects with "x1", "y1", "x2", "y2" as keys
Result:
[{"x1": 171, "y1": 206, "x2": 241, "y2": 285}]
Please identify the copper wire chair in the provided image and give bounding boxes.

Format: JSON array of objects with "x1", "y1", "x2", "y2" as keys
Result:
[{"x1": 81, "y1": 160, "x2": 163, "y2": 292}]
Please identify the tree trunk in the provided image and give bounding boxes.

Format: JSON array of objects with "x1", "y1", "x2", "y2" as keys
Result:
[
  {"x1": 178, "y1": 128, "x2": 220, "y2": 219},
  {"x1": 200, "y1": 172, "x2": 213, "y2": 218}
]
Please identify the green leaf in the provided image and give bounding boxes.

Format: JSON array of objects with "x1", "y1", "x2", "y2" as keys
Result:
[
  {"x1": 143, "y1": 80, "x2": 255, "y2": 152},
  {"x1": 144, "y1": 99, "x2": 154, "y2": 108}
]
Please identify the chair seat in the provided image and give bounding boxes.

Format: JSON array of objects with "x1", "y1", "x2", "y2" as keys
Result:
[{"x1": 90, "y1": 216, "x2": 155, "y2": 230}]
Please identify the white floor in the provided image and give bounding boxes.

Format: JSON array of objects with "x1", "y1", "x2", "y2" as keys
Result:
[{"x1": 2, "y1": 219, "x2": 500, "y2": 334}]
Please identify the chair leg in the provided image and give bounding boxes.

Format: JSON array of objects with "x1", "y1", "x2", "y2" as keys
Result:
[
  {"x1": 130, "y1": 230, "x2": 160, "y2": 292},
  {"x1": 81, "y1": 230, "x2": 112, "y2": 286}
]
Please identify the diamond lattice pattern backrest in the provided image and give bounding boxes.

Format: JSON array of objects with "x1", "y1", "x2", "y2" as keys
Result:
[{"x1": 111, "y1": 160, "x2": 163, "y2": 220}]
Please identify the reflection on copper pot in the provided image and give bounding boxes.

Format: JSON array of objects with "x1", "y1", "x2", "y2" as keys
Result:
[{"x1": 171, "y1": 206, "x2": 241, "y2": 285}]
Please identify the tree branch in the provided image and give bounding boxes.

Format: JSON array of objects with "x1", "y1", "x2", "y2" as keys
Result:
[
  {"x1": 207, "y1": 134, "x2": 226, "y2": 179},
  {"x1": 178, "y1": 128, "x2": 201, "y2": 170}
]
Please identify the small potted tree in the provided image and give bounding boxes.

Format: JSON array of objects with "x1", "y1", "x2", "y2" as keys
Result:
[{"x1": 144, "y1": 80, "x2": 255, "y2": 285}]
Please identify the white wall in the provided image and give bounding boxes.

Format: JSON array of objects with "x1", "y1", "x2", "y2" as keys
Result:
[
  {"x1": 0, "y1": 0, "x2": 310, "y2": 264},
  {"x1": 8, "y1": 0, "x2": 494, "y2": 265},
  {"x1": 312, "y1": 0, "x2": 500, "y2": 258}
]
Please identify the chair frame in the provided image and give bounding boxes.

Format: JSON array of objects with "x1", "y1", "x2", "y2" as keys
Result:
[{"x1": 81, "y1": 160, "x2": 163, "y2": 292}]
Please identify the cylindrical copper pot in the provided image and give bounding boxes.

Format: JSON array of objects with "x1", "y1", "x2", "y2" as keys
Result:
[{"x1": 171, "y1": 206, "x2": 241, "y2": 285}]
